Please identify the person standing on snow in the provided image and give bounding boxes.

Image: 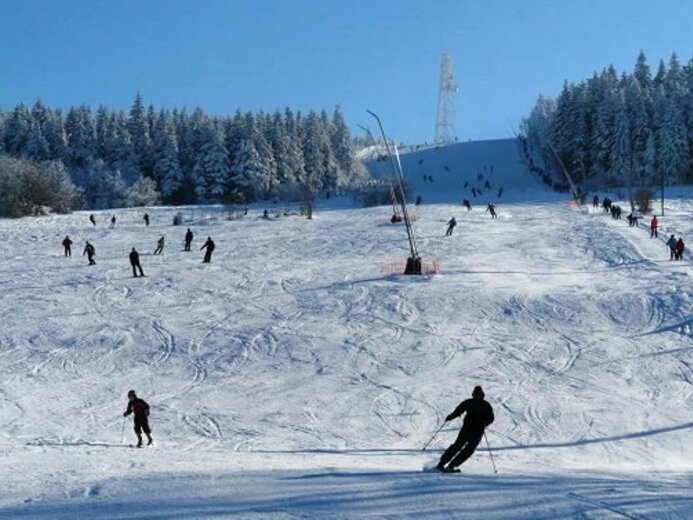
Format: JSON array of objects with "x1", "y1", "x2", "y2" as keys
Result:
[
  {"x1": 445, "y1": 217, "x2": 457, "y2": 236},
  {"x1": 667, "y1": 234, "x2": 677, "y2": 260},
  {"x1": 110, "y1": 215, "x2": 116, "y2": 228},
  {"x1": 486, "y1": 203, "x2": 497, "y2": 219},
  {"x1": 89, "y1": 214, "x2": 96, "y2": 226},
  {"x1": 123, "y1": 390, "x2": 153, "y2": 448},
  {"x1": 153, "y1": 235, "x2": 165, "y2": 255},
  {"x1": 62, "y1": 235, "x2": 73, "y2": 257},
  {"x1": 676, "y1": 237, "x2": 685, "y2": 261},
  {"x1": 184, "y1": 228, "x2": 194, "y2": 251},
  {"x1": 650, "y1": 216, "x2": 658, "y2": 238},
  {"x1": 129, "y1": 247, "x2": 145, "y2": 277},
  {"x1": 83, "y1": 241, "x2": 96, "y2": 265},
  {"x1": 143, "y1": 213, "x2": 150, "y2": 226},
  {"x1": 201, "y1": 236, "x2": 215, "y2": 263},
  {"x1": 437, "y1": 385, "x2": 495, "y2": 473}
]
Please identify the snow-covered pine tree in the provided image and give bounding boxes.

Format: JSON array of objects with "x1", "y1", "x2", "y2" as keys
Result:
[
  {"x1": 152, "y1": 111, "x2": 183, "y2": 203},
  {"x1": 65, "y1": 105, "x2": 97, "y2": 168},
  {"x1": 193, "y1": 123, "x2": 230, "y2": 203},
  {"x1": 128, "y1": 92, "x2": 152, "y2": 178},
  {"x1": 230, "y1": 138, "x2": 270, "y2": 202}
]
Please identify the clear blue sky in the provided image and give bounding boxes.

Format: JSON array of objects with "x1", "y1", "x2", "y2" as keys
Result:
[{"x1": 1, "y1": 0, "x2": 691, "y2": 143}]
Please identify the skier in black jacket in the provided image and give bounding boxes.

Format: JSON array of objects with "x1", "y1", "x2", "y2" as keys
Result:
[
  {"x1": 123, "y1": 390, "x2": 153, "y2": 447},
  {"x1": 437, "y1": 385, "x2": 494, "y2": 472},
  {"x1": 184, "y1": 228, "x2": 194, "y2": 251},
  {"x1": 129, "y1": 247, "x2": 145, "y2": 277},
  {"x1": 201, "y1": 237, "x2": 215, "y2": 263}
]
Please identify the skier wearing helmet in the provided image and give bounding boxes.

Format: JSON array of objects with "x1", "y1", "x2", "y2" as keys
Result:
[
  {"x1": 123, "y1": 390, "x2": 153, "y2": 447},
  {"x1": 436, "y1": 385, "x2": 494, "y2": 473}
]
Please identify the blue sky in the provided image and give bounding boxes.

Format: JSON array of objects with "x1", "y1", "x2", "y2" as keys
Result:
[{"x1": 1, "y1": 0, "x2": 691, "y2": 143}]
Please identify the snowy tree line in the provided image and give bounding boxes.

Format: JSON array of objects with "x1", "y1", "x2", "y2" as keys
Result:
[
  {"x1": 0, "y1": 93, "x2": 366, "y2": 212},
  {"x1": 522, "y1": 51, "x2": 693, "y2": 190}
]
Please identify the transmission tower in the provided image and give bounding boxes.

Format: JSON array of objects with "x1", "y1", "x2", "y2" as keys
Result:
[{"x1": 434, "y1": 53, "x2": 458, "y2": 144}]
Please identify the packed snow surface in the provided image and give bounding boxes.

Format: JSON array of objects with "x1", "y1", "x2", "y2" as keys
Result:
[{"x1": 0, "y1": 142, "x2": 692, "y2": 518}]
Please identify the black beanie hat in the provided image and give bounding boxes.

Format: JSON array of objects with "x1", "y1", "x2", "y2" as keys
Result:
[{"x1": 472, "y1": 385, "x2": 484, "y2": 398}]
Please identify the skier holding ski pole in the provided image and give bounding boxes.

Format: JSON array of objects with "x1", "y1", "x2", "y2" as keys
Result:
[
  {"x1": 436, "y1": 385, "x2": 494, "y2": 473},
  {"x1": 422, "y1": 422, "x2": 446, "y2": 451}
]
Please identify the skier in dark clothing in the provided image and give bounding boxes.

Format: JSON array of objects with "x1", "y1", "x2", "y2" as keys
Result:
[
  {"x1": 471, "y1": 188, "x2": 477, "y2": 197},
  {"x1": 593, "y1": 195, "x2": 599, "y2": 208},
  {"x1": 62, "y1": 235, "x2": 73, "y2": 257},
  {"x1": 437, "y1": 386, "x2": 495, "y2": 473},
  {"x1": 484, "y1": 180, "x2": 491, "y2": 190},
  {"x1": 676, "y1": 237, "x2": 685, "y2": 261},
  {"x1": 497, "y1": 187, "x2": 503, "y2": 198},
  {"x1": 89, "y1": 214, "x2": 96, "y2": 226},
  {"x1": 184, "y1": 228, "x2": 194, "y2": 251},
  {"x1": 129, "y1": 247, "x2": 144, "y2": 277},
  {"x1": 445, "y1": 217, "x2": 457, "y2": 236},
  {"x1": 462, "y1": 199, "x2": 472, "y2": 211},
  {"x1": 486, "y1": 203, "x2": 497, "y2": 219},
  {"x1": 143, "y1": 213, "x2": 150, "y2": 226},
  {"x1": 123, "y1": 390, "x2": 153, "y2": 448},
  {"x1": 83, "y1": 241, "x2": 96, "y2": 265},
  {"x1": 153, "y1": 235, "x2": 165, "y2": 255},
  {"x1": 415, "y1": 195, "x2": 422, "y2": 206},
  {"x1": 667, "y1": 234, "x2": 677, "y2": 260},
  {"x1": 110, "y1": 215, "x2": 116, "y2": 228},
  {"x1": 201, "y1": 237, "x2": 215, "y2": 263}
]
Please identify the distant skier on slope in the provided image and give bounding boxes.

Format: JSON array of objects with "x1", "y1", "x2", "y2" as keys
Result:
[
  {"x1": 129, "y1": 247, "x2": 145, "y2": 277},
  {"x1": 667, "y1": 234, "x2": 677, "y2": 260},
  {"x1": 143, "y1": 213, "x2": 150, "y2": 226},
  {"x1": 153, "y1": 235, "x2": 165, "y2": 255},
  {"x1": 437, "y1": 386, "x2": 494, "y2": 473},
  {"x1": 123, "y1": 390, "x2": 153, "y2": 448},
  {"x1": 650, "y1": 216, "x2": 658, "y2": 238},
  {"x1": 62, "y1": 235, "x2": 73, "y2": 257},
  {"x1": 676, "y1": 237, "x2": 685, "y2": 261},
  {"x1": 201, "y1": 236, "x2": 215, "y2": 263},
  {"x1": 486, "y1": 203, "x2": 497, "y2": 219},
  {"x1": 83, "y1": 241, "x2": 96, "y2": 265},
  {"x1": 462, "y1": 199, "x2": 472, "y2": 211},
  {"x1": 184, "y1": 228, "x2": 194, "y2": 251},
  {"x1": 110, "y1": 215, "x2": 116, "y2": 228},
  {"x1": 445, "y1": 217, "x2": 457, "y2": 236},
  {"x1": 89, "y1": 214, "x2": 96, "y2": 226}
]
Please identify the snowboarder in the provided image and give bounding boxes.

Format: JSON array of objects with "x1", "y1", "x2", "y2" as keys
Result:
[
  {"x1": 650, "y1": 216, "x2": 658, "y2": 238},
  {"x1": 129, "y1": 247, "x2": 144, "y2": 277},
  {"x1": 437, "y1": 385, "x2": 495, "y2": 473},
  {"x1": 123, "y1": 390, "x2": 153, "y2": 448},
  {"x1": 184, "y1": 228, "x2": 194, "y2": 251},
  {"x1": 676, "y1": 237, "x2": 685, "y2": 261},
  {"x1": 62, "y1": 235, "x2": 72, "y2": 257},
  {"x1": 110, "y1": 215, "x2": 116, "y2": 228},
  {"x1": 445, "y1": 217, "x2": 457, "y2": 236},
  {"x1": 201, "y1": 236, "x2": 215, "y2": 263},
  {"x1": 153, "y1": 235, "x2": 165, "y2": 255},
  {"x1": 143, "y1": 213, "x2": 150, "y2": 226},
  {"x1": 89, "y1": 214, "x2": 96, "y2": 226},
  {"x1": 667, "y1": 234, "x2": 677, "y2": 260},
  {"x1": 83, "y1": 241, "x2": 96, "y2": 265},
  {"x1": 462, "y1": 199, "x2": 472, "y2": 211},
  {"x1": 486, "y1": 203, "x2": 497, "y2": 219}
]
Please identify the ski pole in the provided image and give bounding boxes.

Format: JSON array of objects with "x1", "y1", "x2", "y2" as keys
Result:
[
  {"x1": 120, "y1": 416, "x2": 126, "y2": 444},
  {"x1": 484, "y1": 431, "x2": 497, "y2": 474},
  {"x1": 422, "y1": 421, "x2": 446, "y2": 451}
]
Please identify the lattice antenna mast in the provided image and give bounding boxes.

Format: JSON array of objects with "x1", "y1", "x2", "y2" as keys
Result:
[{"x1": 434, "y1": 53, "x2": 458, "y2": 143}]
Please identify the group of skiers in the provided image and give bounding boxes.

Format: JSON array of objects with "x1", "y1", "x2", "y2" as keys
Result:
[
  {"x1": 444, "y1": 203, "x2": 498, "y2": 236},
  {"x1": 596, "y1": 195, "x2": 686, "y2": 261},
  {"x1": 62, "y1": 213, "x2": 217, "y2": 272}
]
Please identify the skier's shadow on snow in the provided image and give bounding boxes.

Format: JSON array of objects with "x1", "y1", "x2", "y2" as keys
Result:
[{"x1": 486, "y1": 420, "x2": 693, "y2": 452}]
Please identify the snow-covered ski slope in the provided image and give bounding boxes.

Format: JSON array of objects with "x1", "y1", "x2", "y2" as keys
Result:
[
  {"x1": 363, "y1": 138, "x2": 546, "y2": 204},
  {"x1": 1, "y1": 143, "x2": 693, "y2": 517}
]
